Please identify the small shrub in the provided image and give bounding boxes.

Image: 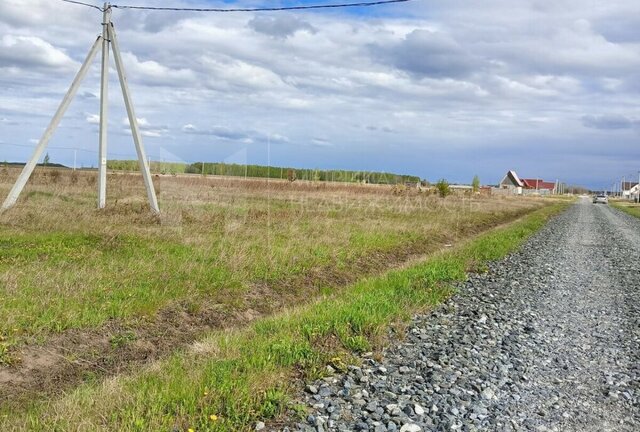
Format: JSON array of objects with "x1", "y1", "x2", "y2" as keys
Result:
[
  {"x1": 472, "y1": 175, "x2": 480, "y2": 193},
  {"x1": 435, "y1": 179, "x2": 451, "y2": 198}
]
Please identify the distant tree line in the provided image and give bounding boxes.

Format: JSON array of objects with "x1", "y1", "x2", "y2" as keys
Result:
[
  {"x1": 566, "y1": 185, "x2": 589, "y2": 194},
  {"x1": 106, "y1": 159, "x2": 419, "y2": 184},
  {"x1": 107, "y1": 160, "x2": 187, "y2": 174},
  {"x1": 184, "y1": 162, "x2": 420, "y2": 184}
]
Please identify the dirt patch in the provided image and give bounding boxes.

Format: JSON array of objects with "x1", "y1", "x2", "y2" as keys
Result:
[
  {"x1": 0, "y1": 205, "x2": 538, "y2": 409},
  {"x1": 0, "y1": 302, "x2": 237, "y2": 407}
]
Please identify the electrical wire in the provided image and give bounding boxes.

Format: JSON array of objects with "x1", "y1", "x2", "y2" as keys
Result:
[
  {"x1": 111, "y1": 0, "x2": 412, "y2": 12},
  {"x1": 59, "y1": 0, "x2": 105, "y2": 12},
  {"x1": 59, "y1": 0, "x2": 413, "y2": 13}
]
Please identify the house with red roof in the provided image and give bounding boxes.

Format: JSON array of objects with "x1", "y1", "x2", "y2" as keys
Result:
[
  {"x1": 499, "y1": 170, "x2": 556, "y2": 195},
  {"x1": 521, "y1": 178, "x2": 556, "y2": 191}
]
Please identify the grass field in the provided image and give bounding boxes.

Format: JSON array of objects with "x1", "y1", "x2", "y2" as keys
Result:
[
  {"x1": 0, "y1": 166, "x2": 566, "y2": 430},
  {"x1": 610, "y1": 200, "x2": 640, "y2": 218}
]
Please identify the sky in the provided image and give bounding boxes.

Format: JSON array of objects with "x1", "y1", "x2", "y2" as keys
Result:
[{"x1": 0, "y1": 0, "x2": 639, "y2": 189}]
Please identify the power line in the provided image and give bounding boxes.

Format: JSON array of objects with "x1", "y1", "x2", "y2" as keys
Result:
[
  {"x1": 59, "y1": 0, "x2": 105, "y2": 12},
  {"x1": 112, "y1": 0, "x2": 412, "y2": 12},
  {"x1": 58, "y1": 0, "x2": 413, "y2": 13}
]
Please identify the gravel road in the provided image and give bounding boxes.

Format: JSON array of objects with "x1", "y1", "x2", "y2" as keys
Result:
[{"x1": 289, "y1": 199, "x2": 640, "y2": 432}]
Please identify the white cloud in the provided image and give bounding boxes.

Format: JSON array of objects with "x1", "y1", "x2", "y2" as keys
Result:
[
  {"x1": 311, "y1": 138, "x2": 333, "y2": 147},
  {"x1": 182, "y1": 123, "x2": 289, "y2": 145},
  {"x1": 86, "y1": 114, "x2": 100, "y2": 124},
  {"x1": 120, "y1": 52, "x2": 197, "y2": 87},
  {"x1": 122, "y1": 117, "x2": 168, "y2": 138},
  {"x1": 199, "y1": 55, "x2": 288, "y2": 91},
  {"x1": 0, "y1": 35, "x2": 77, "y2": 71},
  {"x1": 0, "y1": 0, "x2": 639, "y2": 188}
]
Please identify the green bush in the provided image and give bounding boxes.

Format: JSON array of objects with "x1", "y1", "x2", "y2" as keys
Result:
[
  {"x1": 472, "y1": 175, "x2": 480, "y2": 193},
  {"x1": 436, "y1": 179, "x2": 451, "y2": 198}
]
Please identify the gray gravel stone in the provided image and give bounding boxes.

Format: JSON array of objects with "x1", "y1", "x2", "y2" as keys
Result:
[{"x1": 283, "y1": 200, "x2": 640, "y2": 431}]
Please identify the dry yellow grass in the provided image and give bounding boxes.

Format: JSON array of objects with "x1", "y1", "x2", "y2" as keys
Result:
[{"x1": 0, "y1": 166, "x2": 548, "y2": 341}]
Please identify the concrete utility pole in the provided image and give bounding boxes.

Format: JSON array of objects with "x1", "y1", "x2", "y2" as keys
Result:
[
  {"x1": 618, "y1": 180, "x2": 621, "y2": 198},
  {"x1": 97, "y1": 3, "x2": 111, "y2": 209},
  {"x1": 1, "y1": 2, "x2": 159, "y2": 214}
]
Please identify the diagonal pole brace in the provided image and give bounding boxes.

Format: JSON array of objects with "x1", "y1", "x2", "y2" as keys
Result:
[
  {"x1": 108, "y1": 21, "x2": 160, "y2": 214},
  {"x1": 1, "y1": 36, "x2": 103, "y2": 212}
]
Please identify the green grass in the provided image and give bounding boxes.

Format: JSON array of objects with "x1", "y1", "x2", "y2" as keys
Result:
[
  {"x1": 0, "y1": 172, "x2": 549, "y2": 347},
  {"x1": 0, "y1": 230, "x2": 238, "y2": 338},
  {"x1": 611, "y1": 201, "x2": 640, "y2": 219},
  {"x1": 2, "y1": 202, "x2": 568, "y2": 431}
]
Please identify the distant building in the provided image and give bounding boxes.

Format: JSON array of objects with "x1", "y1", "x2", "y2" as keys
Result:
[
  {"x1": 520, "y1": 178, "x2": 556, "y2": 192},
  {"x1": 439, "y1": 184, "x2": 471, "y2": 196},
  {"x1": 499, "y1": 170, "x2": 524, "y2": 194},
  {"x1": 621, "y1": 182, "x2": 639, "y2": 199},
  {"x1": 498, "y1": 170, "x2": 557, "y2": 195}
]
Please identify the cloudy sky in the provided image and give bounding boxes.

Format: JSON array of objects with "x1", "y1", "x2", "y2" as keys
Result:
[{"x1": 1, "y1": 0, "x2": 639, "y2": 189}]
